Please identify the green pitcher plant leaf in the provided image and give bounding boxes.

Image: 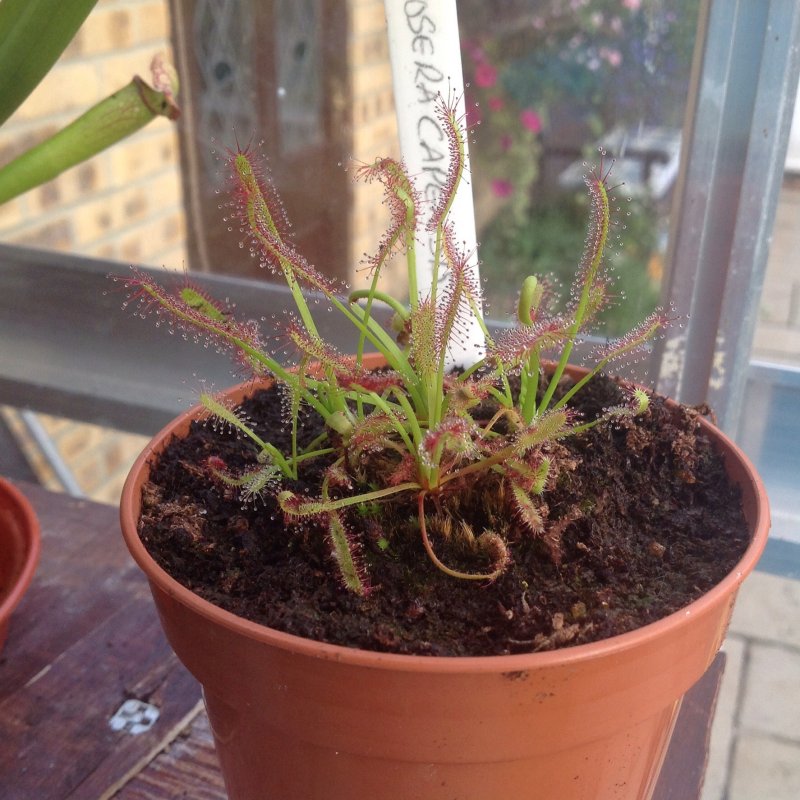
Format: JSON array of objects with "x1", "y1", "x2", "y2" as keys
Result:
[{"x1": 0, "y1": 0, "x2": 99, "y2": 127}]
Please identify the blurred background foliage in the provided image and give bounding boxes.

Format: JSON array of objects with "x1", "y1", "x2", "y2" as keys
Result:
[{"x1": 458, "y1": 0, "x2": 700, "y2": 334}]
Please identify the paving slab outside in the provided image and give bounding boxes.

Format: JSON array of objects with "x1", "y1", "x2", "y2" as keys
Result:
[
  {"x1": 702, "y1": 570, "x2": 800, "y2": 800},
  {"x1": 699, "y1": 175, "x2": 800, "y2": 800}
]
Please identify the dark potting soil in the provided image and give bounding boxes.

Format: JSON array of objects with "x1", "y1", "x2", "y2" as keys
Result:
[{"x1": 138, "y1": 375, "x2": 750, "y2": 657}]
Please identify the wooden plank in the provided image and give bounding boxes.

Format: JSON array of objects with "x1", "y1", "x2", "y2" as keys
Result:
[
  {"x1": 0, "y1": 484, "x2": 147, "y2": 697},
  {"x1": 0, "y1": 595, "x2": 201, "y2": 800},
  {"x1": 652, "y1": 652, "x2": 726, "y2": 800},
  {"x1": 114, "y1": 714, "x2": 227, "y2": 800},
  {"x1": 0, "y1": 483, "x2": 202, "y2": 800}
]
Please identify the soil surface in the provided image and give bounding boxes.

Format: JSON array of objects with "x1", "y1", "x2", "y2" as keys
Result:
[{"x1": 138, "y1": 375, "x2": 750, "y2": 657}]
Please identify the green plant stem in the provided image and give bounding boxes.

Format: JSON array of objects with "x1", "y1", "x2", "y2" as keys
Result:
[
  {"x1": 201, "y1": 393, "x2": 294, "y2": 477},
  {"x1": 362, "y1": 391, "x2": 417, "y2": 456},
  {"x1": 333, "y1": 295, "x2": 402, "y2": 363},
  {"x1": 349, "y1": 289, "x2": 408, "y2": 320},
  {"x1": 332, "y1": 295, "x2": 424, "y2": 407},
  {"x1": 387, "y1": 387, "x2": 424, "y2": 448},
  {"x1": 354, "y1": 273, "x2": 382, "y2": 367},
  {"x1": 438, "y1": 445, "x2": 517, "y2": 487},
  {"x1": 294, "y1": 447, "x2": 335, "y2": 463},
  {"x1": 0, "y1": 76, "x2": 178, "y2": 205},
  {"x1": 538, "y1": 179, "x2": 610, "y2": 412},
  {"x1": 551, "y1": 364, "x2": 603, "y2": 411},
  {"x1": 292, "y1": 482, "x2": 421, "y2": 514},
  {"x1": 520, "y1": 351, "x2": 541, "y2": 424},
  {"x1": 428, "y1": 227, "x2": 447, "y2": 431},
  {"x1": 406, "y1": 230, "x2": 419, "y2": 310},
  {"x1": 349, "y1": 288, "x2": 406, "y2": 419},
  {"x1": 487, "y1": 385, "x2": 514, "y2": 408},
  {"x1": 300, "y1": 431, "x2": 330, "y2": 455}
]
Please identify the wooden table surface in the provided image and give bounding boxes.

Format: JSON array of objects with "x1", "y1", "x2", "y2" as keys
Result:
[{"x1": 0, "y1": 481, "x2": 725, "y2": 799}]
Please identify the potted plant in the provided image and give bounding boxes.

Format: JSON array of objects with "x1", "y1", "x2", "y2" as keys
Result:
[
  {"x1": 118, "y1": 95, "x2": 768, "y2": 800},
  {"x1": 0, "y1": 479, "x2": 41, "y2": 655}
]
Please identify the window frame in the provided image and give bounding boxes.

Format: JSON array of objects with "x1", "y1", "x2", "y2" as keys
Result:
[{"x1": 653, "y1": 0, "x2": 800, "y2": 432}]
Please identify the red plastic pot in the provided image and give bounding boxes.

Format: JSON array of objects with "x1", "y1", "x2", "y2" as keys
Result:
[
  {"x1": 0, "y1": 478, "x2": 41, "y2": 654},
  {"x1": 120, "y1": 372, "x2": 769, "y2": 800}
]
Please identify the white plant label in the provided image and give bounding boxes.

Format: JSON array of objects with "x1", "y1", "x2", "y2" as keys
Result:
[{"x1": 384, "y1": 0, "x2": 485, "y2": 366}]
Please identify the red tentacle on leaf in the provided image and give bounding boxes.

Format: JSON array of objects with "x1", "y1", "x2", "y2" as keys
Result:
[
  {"x1": 120, "y1": 269, "x2": 267, "y2": 376},
  {"x1": 228, "y1": 148, "x2": 340, "y2": 296},
  {"x1": 438, "y1": 224, "x2": 484, "y2": 358},
  {"x1": 354, "y1": 157, "x2": 419, "y2": 274},
  {"x1": 490, "y1": 319, "x2": 572, "y2": 371},
  {"x1": 427, "y1": 93, "x2": 468, "y2": 232}
]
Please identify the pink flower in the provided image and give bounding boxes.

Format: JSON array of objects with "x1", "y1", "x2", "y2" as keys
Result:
[
  {"x1": 488, "y1": 96, "x2": 504, "y2": 112},
  {"x1": 600, "y1": 47, "x2": 622, "y2": 68},
  {"x1": 465, "y1": 41, "x2": 485, "y2": 61},
  {"x1": 474, "y1": 61, "x2": 498, "y2": 88},
  {"x1": 491, "y1": 179, "x2": 513, "y2": 198},
  {"x1": 519, "y1": 108, "x2": 542, "y2": 134},
  {"x1": 623, "y1": 0, "x2": 641, "y2": 10},
  {"x1": 500, "y1": 134, "x2": 513, "y2": 152}
]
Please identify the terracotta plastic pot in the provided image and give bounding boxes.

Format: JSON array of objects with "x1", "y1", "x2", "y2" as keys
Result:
[
  {"x1": 0, "y1": 478, "x2": 41, "y2": 654},
  {"x1": 120, "y1": 371, "x2": 770, "y2": 800}
]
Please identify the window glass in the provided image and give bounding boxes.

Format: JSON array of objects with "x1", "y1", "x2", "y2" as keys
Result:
[
  {"x1": 275, "y1": 0, "x2": 324, "y2": 156},
  {"x1": 460, "y1": 0, "x2": 699, "y2": 335},
  {"x1": 741, "y1": 169, "x2": 800, "y2": 546}
]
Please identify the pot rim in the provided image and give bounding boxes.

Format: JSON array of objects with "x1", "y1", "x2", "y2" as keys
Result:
[
  {"x1": 120, "y1": 377, "x2": 770, "y2": 673},
  {"x1": 0, "y1": 478, "x2": 41, "y2": 622}
]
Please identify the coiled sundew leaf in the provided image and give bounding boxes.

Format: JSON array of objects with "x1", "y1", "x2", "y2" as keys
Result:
[
  {"x1": 208, "y1": 462, "x2": 280, "y2": 504},
  {"x1": 354, "y1": 157, "x2": 419, "y2": 275}
]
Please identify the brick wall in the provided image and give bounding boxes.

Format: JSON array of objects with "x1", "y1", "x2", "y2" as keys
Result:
[
  {"x1": 0, "y1": 0, "x2": 185, "y2": 270},
  {"x1": 347, "y1": 0, "x2": 404, "y2": 298},
  {"x1": 0, "y1": 0, "x2": 403, "y2": 297}
]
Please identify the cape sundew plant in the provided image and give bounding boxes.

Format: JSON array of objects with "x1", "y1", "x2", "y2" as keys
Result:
[{"x1": 123, "y1": 95, "x2": 669, "y2": 596}]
